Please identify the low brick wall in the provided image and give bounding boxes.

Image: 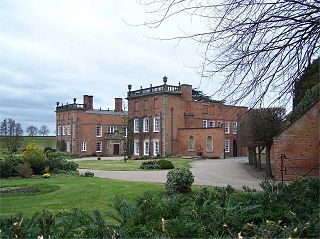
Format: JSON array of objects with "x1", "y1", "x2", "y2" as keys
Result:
[{"x1": 272, "y1": 102, "x2": 320, "y2": 181}]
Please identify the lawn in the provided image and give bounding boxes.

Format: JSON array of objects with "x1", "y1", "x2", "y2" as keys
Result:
[
  {"x1": 21, "y1": 136, "x2": 56, "y2": 149},
  {"x1": 0, "y1": 177, "x2": 163, "y2": 217},
  {"x1": 76, "y1": 158, "x2": 194, "y2": 171}
]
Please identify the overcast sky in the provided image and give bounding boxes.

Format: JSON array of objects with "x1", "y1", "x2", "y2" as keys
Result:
[{"x1": 0, "y1": 0, "x2": 219, "y2": 135}]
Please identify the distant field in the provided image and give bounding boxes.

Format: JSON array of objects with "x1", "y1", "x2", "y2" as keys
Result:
[{"x1": 21, "y1": 136, "x2": 56, "y2": 149}]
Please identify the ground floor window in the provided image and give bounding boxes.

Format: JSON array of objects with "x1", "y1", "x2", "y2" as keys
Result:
[
  {"x1": 188, "y1": 136, "x2": 195, "y2": 151},
  {"x1": 153, "y1": 140, "x2": 160, "y2": 156},
  {"x1": 134, "y1": 140, "x2": 139, "y2": 155},
  {"x1": 225, "y1": 139, "x2": 230, "y2": 153},
  {"x1": 81, "y1": 141, "x2": 87, "y2": 151},
  {"x1": 66, "y1": 141, "x2": 71, "y2": 152},
  {"x1": 144, "y1": 140, "x2": 149, "y2": 156},
  {"x1": 206, "y1": 136, "x2": 213, "y2": 152},
  {"x1": 96, "y1": 142, "x2": 102, "y2": 152}
]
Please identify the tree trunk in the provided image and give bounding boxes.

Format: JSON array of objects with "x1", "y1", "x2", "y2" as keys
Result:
[
  {"x1": 258, "y1": 146, "x2": 265, "y2": 171},
  {"x1": 265, "y1": 145, "x2": 273, "y2": 178},
  {"x1": 248, "y1": 147, "x2": 257, "y2": 166}
]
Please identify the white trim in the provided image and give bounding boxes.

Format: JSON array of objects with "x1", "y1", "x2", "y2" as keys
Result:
[
  {"x1": 232, "y1": 122, "x2": 238, "y2": 134},
  {"x1": 225, "y1": 122, "x2": 230, "y2": 134},
  {"x1": 225, "y1": 139, "x2": 230, "y2": 153},
  {"x1": 81, "y1": 141, "x2": 87, "y2": 151},
  {"x1": 134, "y1": 119, "x2": 139, "y2": 133},
  {"x1": 67, "y1": 124, "x2": 71, "y2": 135},
  {"x1": 57, "y1": 126, "x2": 61, "y2": 136},
  {"x1": 66, "y1": 141, "x2": 71, "y2": 152},
  {"x1": 202, "y1": 120, "x2": 208, "y2": 128},
  {"x1": 134, "y1": 140, "x2": 139, "y2": 155},
  {"x1": 96, "y1": 125, "x2": 102, "y2": 137},
  {"x1": 217, "y1": 121, "x2": 222, "y2": 128},
  {"x1": 143, "y1": 118, "x2": 149, "y2": 132},
  {"x1": 96, "y1": 142, "x2": 102, "y2": 152},
  {"x1": 143, "y1": 139, "x2": 150, "y2": 156},
  {"x1": 209, "y1": 120, "x2": 215, "y2": 128},
  {"x1": 153, "y1": 140, "x2": 160, "y2": 156},
  {"x1": 153, "y1": 117, "x2": 160, "y2": 132}
]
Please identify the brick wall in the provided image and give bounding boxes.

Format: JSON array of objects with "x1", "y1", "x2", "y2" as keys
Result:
[{"x1": 272, "y1": 101, "x2": 320, "y2": 180}]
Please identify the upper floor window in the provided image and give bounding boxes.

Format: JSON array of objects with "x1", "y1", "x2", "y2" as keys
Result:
[
  {"x1": 225, "y1": 140, "x2": 230, "y2": 153},
  {"x1": 122, "y1": 126, "x2": 127, "y2": 137},
  {"x1": 96, "y1": 125, "x2": 102, "y2": 137},
  {"x1": 188, "y1": 136, "x2": 195, "y2": 151},
  {"x1": 153, "y1": 117, "x2": 160, "y2": 132},
  {"x1": 225, "y1": 122, "x2": 230, "y2": 134},
  {"x1": 96, "y1": 142, "x2": 102, "y2": 152},
  {"x1": 217, "y1": 121, "x2": 222, "y2": 128},
  {"x1": 62, "y1": 125, "x2": 66, "y2": 135},
  {"x1": 143, "y1": 118, "x2": 149, "y2": 132},
  {"x1": 134, "y1": 119, "x2": 139, "y2": 133},
  {"x1": 134, "y1": 140, "x2": 139, "y2": 155},
  {"x1": 67, "y1": 124, "x2": 71, "y2": 135},
  {"x1": 209, "y1": 121, "x2": 215, "y2": 128},
  {"x1": 108, "y1": 126, "x2": 117, "y2": 134},
  {"x1": 81, "y1": 141, "x2": 87, "y2": 151},
  {"x1": 232, "y1": 122, "x2": 238, "y2": 134},
  {"x1": 206, "y1": 136, "x2": 213, "y2": 152},
  {"x1": 57, "y1": 126, "x2": 61, "y2": 136},
  {"x1": 202, "y1": 120, "x2": 208, "y2": 128}
]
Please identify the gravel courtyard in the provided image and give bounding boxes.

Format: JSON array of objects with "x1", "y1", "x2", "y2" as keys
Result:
[{"x1": 78, "y1": 157, "x2": 266, "y2": 190}]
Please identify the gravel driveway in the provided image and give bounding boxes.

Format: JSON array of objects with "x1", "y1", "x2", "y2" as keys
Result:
[{"x1": 78, "y1": 157, "x2": 265, "y2": 190}]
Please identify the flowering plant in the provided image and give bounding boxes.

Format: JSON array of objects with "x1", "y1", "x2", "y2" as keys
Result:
[{"x1": 42, "y1": 173, "x2": 50, "y2": 178}]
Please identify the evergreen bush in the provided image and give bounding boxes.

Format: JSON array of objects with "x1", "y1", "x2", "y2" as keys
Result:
[
  {"x1": 157, "y1": 160, "x2": 174, "y2": 169},
  {"x1": 16, "y1": 163, "x2": 33, "y2": 178},
  {"x1": 165, "y1": 168, "x2": 194, "y2": 194},
  {"x1": 140, "y1": 161, "x2": 161, "y2": 169}
]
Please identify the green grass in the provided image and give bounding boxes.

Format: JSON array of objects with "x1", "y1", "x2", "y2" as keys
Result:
[
  {"x1": 0, "y1": 177, "x2": 163, "y2": 217},
  {"x1": 76, "y1": 158, "x2": 194, "y2": 171},
  {"x1": 21, "y1": 136, "x2": 56, "y2": 149}
]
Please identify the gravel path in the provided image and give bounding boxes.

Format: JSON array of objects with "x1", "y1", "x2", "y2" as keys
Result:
[{"x1": 78, "y1": 157, "x2": 265, "y2": 190}]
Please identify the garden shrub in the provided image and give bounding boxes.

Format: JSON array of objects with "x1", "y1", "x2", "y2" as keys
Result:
[
  {"x1": 157, "y1": 160, "x2": 174, "y2": 169},
  {"x1": 16, "y1": 163, "x2": 33, "y2": 178},
  {"x1": 46, "y1": 151, "x2": 79, "y2": 173},
  {"x1": 140, "y1": 161, "x2": 161, "y2": 169},
  {"x1": 84, "y1": 171, "x2": 94, "y2": 177},
  {"x1": 0, "y1": 156, "x2": 21, "y2": 178},
  {"x1": 165, "y1": 168, "x2": 194, "y2": 194},
  {"x1": 21, "y1": 143, "x2": 47, "y2": 175}
]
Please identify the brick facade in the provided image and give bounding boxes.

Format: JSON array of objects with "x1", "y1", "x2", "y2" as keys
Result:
[
  {"x1": 127, "y1": 77, "x2": 247, "y2": 158},
  {"x1": 272, "y1": 101, "x2": 320, "y2": 180},
  {"x1": 55, "y1": 95, "x2": 128, "y2": 156}
]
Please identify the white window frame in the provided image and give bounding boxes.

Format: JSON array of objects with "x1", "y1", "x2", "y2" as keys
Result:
[
  {"x1": 66, "y1": 141, "x2": 71, "y2": 152},
  {"x1": 153, "y1": 117, "x2": 160, "y2": 132},
  {"x1": 134, "y1": 119, "x2": 139, "y2": 133},
  {"x1": 96, "y1": 142, "x2": 102, "y2": 152},
  {"x1": 57, "y1": 126, "x2": 61, "y2": 136},
  {"x1": 81, "y1": 141, "x2": 87, "y2": 152},
  {"x1": 202, "y1": 120, "x2": 208, "y2": 128},
  {"x1": 217, "y1": 121, "x2": 223, "y2": 128},
  {"x1": 143, "y1": 118, "x2": 149, "y2": 132},
  {"x1": 232, "y1": 122, "x2": 238, "y2": 134},
  {"x1": 144, "y1": 140, "x2": 149, "y2": 156},
  {"x1": 153, "y1": 140, "x2": 160, "y2": 156},
  {"x1": 209, "y1": 121, "x2": 215, "y2": 128},
  {"x1": 62, "y1": 125, "x2": 66, "y2": 135},
  {"x1": 188, "y1": 136, "x2": 195, "y2": 151},
  {"x1": 225, "y1": 139, "x2": 230, "y2": 153},
  {"x1": 134, "y1": 140, "x2": 139, "y2": 155},
  {"x1": 108, "y1": 126, "x2": 117, "y2": 134},
  {"x1": 122, "y1": 126, "x2": 127, "y2": 137},
  {"x1": 67, "y1": 124, "x2": 71, "y2": 135},
  {"x1": 225, "y1": 122, "x2": 230, "y2": 134},
  {"x1": 96, "y1": 125, "x2": 102, "y2": 137}
]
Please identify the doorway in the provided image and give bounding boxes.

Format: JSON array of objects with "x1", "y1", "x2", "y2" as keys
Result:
[
  {"x1": 233, "y1": 140, "x2": 238, "y2": 157},
  {"x1": 113, "y1": 144, "x2": 120, "y2": 155}
]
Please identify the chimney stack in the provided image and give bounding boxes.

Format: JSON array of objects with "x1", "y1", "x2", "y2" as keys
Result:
[
  {"x1": 83, "y1": 95, "x2": 93, "y2": 109},
  {"x1": 115, "y1": 98, "x2": 123, "y2": 112}
]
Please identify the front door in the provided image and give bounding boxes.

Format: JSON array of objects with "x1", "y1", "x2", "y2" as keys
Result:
[
  {"x1": 113, "y1": 144, "x2": 120, "y2": 155},
  {"x1": 233, "y1": 140, "x2": 238, "y2": 157}
]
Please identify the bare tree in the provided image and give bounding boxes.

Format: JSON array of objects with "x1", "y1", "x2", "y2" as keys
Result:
[
  {"x1": 38, "y1": 125, "x2": 50, "y2": 136},
  {"x1": 0, "y1": 118, "x2": 23, "y2": 154},
  {"x1": 137, "y1": 0, "x2": 320, "y2": 106},
  {"x1": 26, "y1": 125, "x2": 38, "y2": 137}
]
